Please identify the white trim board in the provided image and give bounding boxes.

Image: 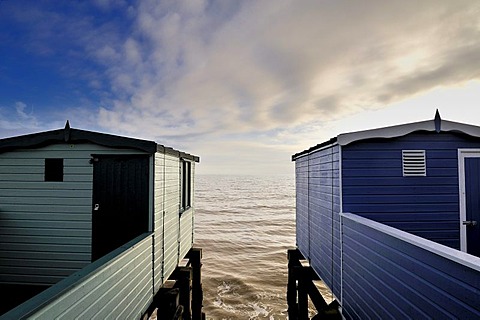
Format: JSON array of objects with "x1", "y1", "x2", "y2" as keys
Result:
[{"x1": 341, "y1": 212, "x2": 480, "y2": 272}]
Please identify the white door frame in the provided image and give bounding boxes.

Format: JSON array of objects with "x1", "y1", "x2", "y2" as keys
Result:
[{"x1": 458, "y1": 149, "x2": 480, "y2": 252}]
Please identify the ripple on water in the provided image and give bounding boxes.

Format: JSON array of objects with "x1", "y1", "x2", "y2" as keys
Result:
[{"x1": 195, "y1": 175, "x2": 325, "y2": 319}]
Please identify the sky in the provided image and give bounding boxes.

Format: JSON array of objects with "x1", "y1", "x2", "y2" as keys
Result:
[{"x1": 1, "y1": 0, "x2": 480, "y2": 175}]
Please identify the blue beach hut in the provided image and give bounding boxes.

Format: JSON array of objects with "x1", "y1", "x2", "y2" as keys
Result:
[{"x1": 291, "y1": 111, "x2": 480, "y2": 319}]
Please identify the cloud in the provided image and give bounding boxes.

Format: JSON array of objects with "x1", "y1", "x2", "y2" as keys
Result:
[
  {"x1": 0, "y1": 102, "x2": 40, "y2": 135},
  {"x1": 2, "y1": 0, "x2": 480, "y2": 173},
  {"x1": 83, "y1": 0, "x2": 480, "y2": 144}
]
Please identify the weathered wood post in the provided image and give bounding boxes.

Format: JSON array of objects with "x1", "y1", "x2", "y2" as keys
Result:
[
  {"x1": 172, "y1": 267, "x2": 192, "y2": 319},
  {"x1": 154, "y1": 287, "x2": 182, "y2": 320},
  {"x1": 297, "y1": 266, "x2": 309, "y2": 320},
  {"x1": 187, "y1": 248, "x2": 204, "y2": 320},
  {"x1": 287, "y1": 249, "x2": 300, "y2": 319},
  {"x1": 305, "y1": 266, "x2": 327, "y2": 312},
  {"x1": 288, "y1": 249, "x2": 334, "y2": 319}
]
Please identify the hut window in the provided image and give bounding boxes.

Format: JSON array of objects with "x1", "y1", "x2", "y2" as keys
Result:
[
  {"x1": 181, "y1": 160, "x2": 192, "y2": 212},
  {"x1": 45, "y1": 158, "x2": 64, "y2": 182},
  {"x1": 402, "y1": 150, "x2": 426, "y2": 176}
]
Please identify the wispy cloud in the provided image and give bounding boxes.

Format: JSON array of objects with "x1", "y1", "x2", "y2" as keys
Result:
[
  {"x1": 0, "y1": 102, "x2": 40, "y2": 135},
  {"x1": 87, "y1": 0, "x2": 480, "y2": 141},
  {"x1": 1, "y1": 0, "x2": 480, "y2": 173}
]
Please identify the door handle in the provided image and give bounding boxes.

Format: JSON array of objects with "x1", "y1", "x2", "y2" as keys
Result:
[{"x1": 463, "y1": 220, "x2": 478, "y2": 227}]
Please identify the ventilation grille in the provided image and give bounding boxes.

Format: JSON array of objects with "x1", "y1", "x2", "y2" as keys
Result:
[{"x1": 402, "y1": 150, "x2": 426, "y2": 176}]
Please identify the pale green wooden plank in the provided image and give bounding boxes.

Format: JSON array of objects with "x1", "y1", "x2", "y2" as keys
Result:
[
  {"x1": 117, "y1": 261, "x2": 152, "y2": 320},
  {"x1": 163, "y1": 252, "x2": 178, "y2": 281},
  {"x1": 0, "y1": 173, "x2": 43, "y2": 181},
  {"x1": 3, "y1": 242, "x2": 90, "y2": 253},
  {"x1": 0, "y1": 158, "x2": 91, "y2": 167},
  {"x1": 0, "y1": 196, "x2": 90, "y2": 206},
  {"x1": 87, "y1": 248, "x2": 152, "y2": 319},
  {"x1": 35, "y1": 236, "x2": 151, "y2": 318},
  {"x1": 0, "y1": 234, "x2": 90, "y2": 245},
  {"x1": 0, "y1": 173, "x2": 93, "y2": 182},
  {"x1": 64, "y1": 175, "x2": 93, "y2": 182},
  {"x1": 64, "y1": 166, "x2": 92, "y2": 174},
  {"x1": 1, "y1": 258, "x2": 88, "y2": 269},
  {"x1": 179, "y1": 209, "x2": 193, "y2": 260},
  {"x1": 0, "y1": 204, "x2": 90, "y2": 213},
  {"x1": 0, "y1": 221, "x2": 89, "y2": 231},
  {"x1": 0, "y1": 265, "x2": 78, "y2": 277},
  {"x1": 0, "y1": 158, "x2": 43, "y2": 166},
  {"x1": 0, "y1": 273, "x2": 65, "y2": 285},
  {"x1": 0, "y1": 250, "x2": 90, "y2": 261},
  {"x1": 0, "y1": 181, "x2": 92, "y2": 190},
  {"x1": 0, "y1": 166, "x2": 44, "y2": 174},
  {"x1": 0, "y1": 188, "x2": 92, "y2": 198},
  {"x1": 0, "y1": 212, "x2": 90, "y2": 222}
]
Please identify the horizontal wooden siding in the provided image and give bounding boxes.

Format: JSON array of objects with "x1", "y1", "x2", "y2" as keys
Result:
[
  {"x1": 342, "y1": 132, "x2": 480, "y2": 249},
  {"x1": 0, "y1": 143, "x2": 147, "y2": 286},
  {"x1": 295, "y1": 144, "x2": 341, "y2": 298},
  {"x1": 341, "y1": 213, "x2": 480, "y2": 319},
  {"x1": 179, "y1": 163, "x2": 195, "y2": 260},
  {"x1": 2, "y1": 234, "x2": 154, "y2": 320},
  {"x1": 163, "y1": 154, "x2": 181, "y2": 281},
  {"x1": 295, "y1": 155, "x2": 309, "y2": 259},
  {"x1": 153, "y1": 152, "x2": 165, "y2": 291}
]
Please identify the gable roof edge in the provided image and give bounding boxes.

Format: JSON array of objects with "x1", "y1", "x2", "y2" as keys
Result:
[
  {"x1": 337, "y1": 118, "x2": 480, "y2": 146},
  {"x1": 0, "y1": 125, "x2": 200, "y2": 161}
]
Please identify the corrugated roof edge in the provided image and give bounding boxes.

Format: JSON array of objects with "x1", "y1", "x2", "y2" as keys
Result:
[
  {"x1": 0, "y1": 121, "x2": 200, "y2": 162},
  {"x1": 292, "y1": 110, "x2": 480, "y2": 161}
]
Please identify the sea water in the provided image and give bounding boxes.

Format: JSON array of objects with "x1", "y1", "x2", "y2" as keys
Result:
[{"x1": 194, "y1": 174, "x2": 297, "y2": 319}]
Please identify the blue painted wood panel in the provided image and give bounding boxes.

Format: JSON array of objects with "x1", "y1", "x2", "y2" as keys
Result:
[
  {"x1": 341, "y1": 213, "x2": 480, "y2": 320},
  {"x1": 342, "y1": 132, "x2": 480, "y2": 249},
  {"x1": 294, "y1": 145, "x2": 341, "y2": 299},
  {"x1": 295, "y1": 155, "x2": 309, "y2": 260}
]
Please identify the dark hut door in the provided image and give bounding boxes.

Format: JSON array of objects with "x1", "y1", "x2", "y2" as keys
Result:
[
  {"x1": 464, "y1": 157, "x2": 480, "y2": 257},
  {"x1": 91, "y1": 155, "x2": 150, "y2": 261}
]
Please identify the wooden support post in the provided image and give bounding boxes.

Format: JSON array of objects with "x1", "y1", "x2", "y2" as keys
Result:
[
  {"x1": 145, "y1": 247, "x2": 206, "y2": 320},
  {"x1": 171, "y1": 267, "x2": 192, "y2": 320},
  {"x1": 155, "y1": 287, "x2": 181, "y2": 320},
  {"x1": 187, "y1": 248, "x2": 204, "y2": 320},
  {"x1": 173, "y1": 305, "x2": 184, "y2": 320},
  {"x1": 288, "y1": 249, "x2": 336, "y2": 320},
  {"x1": 304, "y1": 266, "x2": 328, "y2": 312},
  {"x1": 287, "y1": 249, "x2": 301, "y2": 319},
  {"x1": 297, "y1": 266, "x2": 309, "y2": 320}
]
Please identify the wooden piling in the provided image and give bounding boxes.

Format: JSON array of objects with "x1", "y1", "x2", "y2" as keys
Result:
[
  {"x1": 171, "y1": 266, "x2": 192, "y2": 319},
  {"x1": 287, "y1": 248, "x2": 340, "y2": 320},
  {"x1": 287, "y1": 249, "x2": 302, "y2": 319},
  {"x1": 298, "y1": 268, "x2": 309, "y2": 320},
  {"x1": 187, "y1": 248, "x2": 204, "y2": 320},
  {"x1": 143, "y1": 247, "x2": 205, "y2": 320},
  {"x1": 152, "y1": 287, "x2": 182, "y2": 320}
]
